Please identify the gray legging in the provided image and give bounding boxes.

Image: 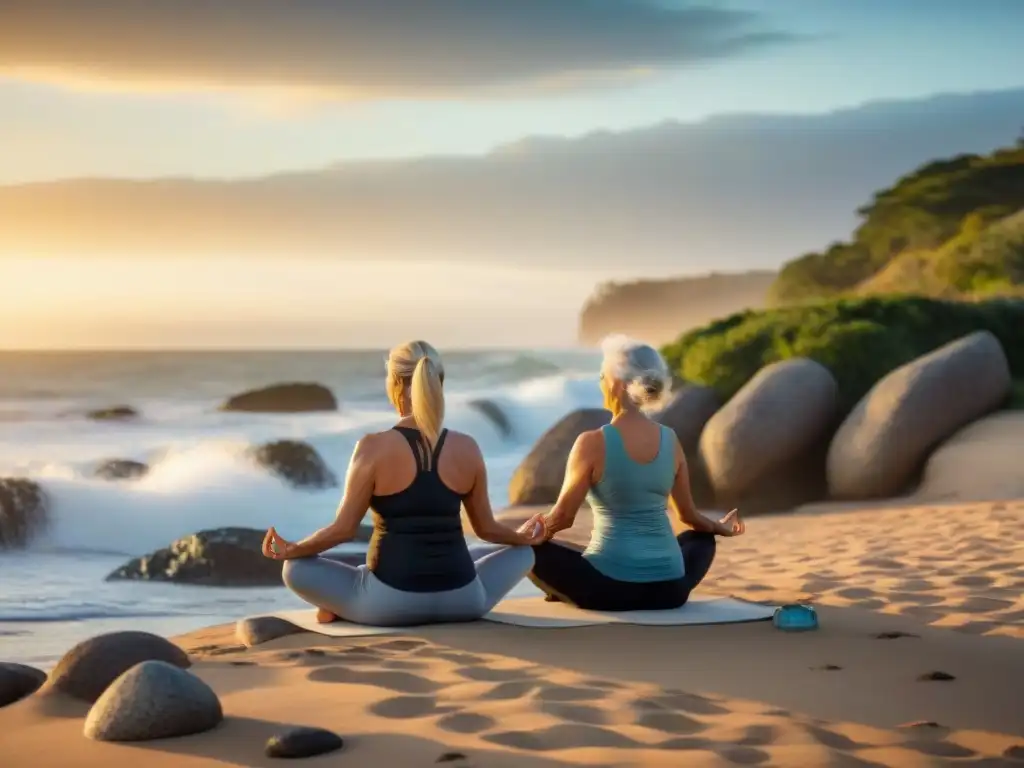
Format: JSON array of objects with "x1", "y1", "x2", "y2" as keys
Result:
[{"x1": 282, "y1": 545, "x2": 534, "y2": 627}]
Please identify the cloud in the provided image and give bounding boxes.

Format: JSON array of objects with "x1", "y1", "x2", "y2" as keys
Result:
[
  {"x1": 3, "y1": 89, "x2": 1023, "y2": 276},
  {"x1": 0, "y1": 0, "x2": 792, "y2": 97}
]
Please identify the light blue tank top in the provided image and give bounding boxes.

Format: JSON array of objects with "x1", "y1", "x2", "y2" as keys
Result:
[{"x1": 583, "y1": 423, "x2": 685, "y2": 583}]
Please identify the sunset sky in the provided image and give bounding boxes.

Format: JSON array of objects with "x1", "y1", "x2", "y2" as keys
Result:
[{"x1": 2, "y1": 0, "x2": 1024, "y2": 349}]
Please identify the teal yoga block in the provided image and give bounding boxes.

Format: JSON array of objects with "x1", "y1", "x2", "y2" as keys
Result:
[{"x1": 773, "y1": 604, "x2": 819, "y2": 631}]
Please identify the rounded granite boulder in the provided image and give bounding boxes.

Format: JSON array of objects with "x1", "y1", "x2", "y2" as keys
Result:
[
  {"x1": 84, "y1": 660, "x2": 222, "y2": 742},
  {"x1": 0, "y1": 662, "x2": 48, "y2": 708},
  {"x1": 699, "y1": 358, "x2": 838, "y2": 501},
  {"x1": 827, "y1": 331, "x2": 1012, "y2": 500},
  {"x1": 220, "y1": 383, "x2": 337, "y2": 413},
  {"x1": 47, "y1": 630, "x2": 191, "y2": 703},
  {"x1": 0, "y1": 477, "x2": 49, "y2": 550},
  {"x1": 508, "y1": 408, "x2": 610, "y2": 506}
]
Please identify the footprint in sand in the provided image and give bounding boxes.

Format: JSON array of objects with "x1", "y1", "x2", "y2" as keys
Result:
[
  {"x1": 803, "y1": 724, "x2": 863, "y2": 751},
  {"x1": 716, "y1": 746, "x2": 772, "y2": 765},
  {"x1": 655, "y1": 736, "x2": 714, "y2": 752},
  {"x1": 903, "y1": 740, "x2": 977, "y2": 759},
  {"x1": 477, "y1": 680, "x2": 538, "y2": 701},
  {"x1": 635, "y1": 710, "x2": 705, "y2": 735},
  {"x1": 632, "y1": 692, "x2": 728, "y2": 717},
  {"x1": 483, "y1": 724, "x2": 639, "y2": 752},
  {"x1": 540, "y1": 702, "x2": 613, "y2": 726},
  {"x1": 952, "y1": 574, "x2": 994, "y2": 587},
  {"x1": 436, "y1": 712, "x2": 497, "y2": 734},
  {"x1": 734, "y1": 724, "x2": 781, "y2": 748},
  {"x1": 380, "y1": 659, "x2": 429, "y2": 672},
  {"x1": 306, "y1": 666, "x2": 441, "y2": 694},
  {"x1": 370, "y1": 694, "x2": 456, "y2": 719},
  {"x1": 917, "y1": 671, "x2": 956, "y2": 682},
  {"x1": 453, "y1": 665, "x2": 534, "y2": 683},
  {"x1": 435, "y1": 752, "x2": 469, "y2": 763},
  {"x1": 835, "y1": 587, "x2": 876, "y2": 600},
  {"x1": 535, "y1": 685, "x2": 602, "y2": 703}
]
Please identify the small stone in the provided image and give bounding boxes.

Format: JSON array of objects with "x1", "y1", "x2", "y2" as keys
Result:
[
  {"x1": 436, "y1": 753, "x2": 468, "y2": 763},
  {"x1": 265, "y1": 727, "x2": 345, "y2": 758},
  {"x1": 917, "y1": 671, "x2": 956, "y2": 682},
  {"x1": 48, "y1": 630, "x2": 191, "y2": 703},
  {"x1": 0, "y1": 662, "x2": 47, "y2": 707},
  {"x1": 84, "y1": 661, "x2": 222, "y2": 741},
  {"x1": 86, "y1": 406, "x2": 139, "y2": 421},
  {"x1": 875, "y1": 631, "x2": 919, "y2": 640},
  {"x1": 94, "y1": 459, "x2": 149, "y2": 481},
  {"x1": 236, "y1": 616, "x2": 308, "y2": 647}
]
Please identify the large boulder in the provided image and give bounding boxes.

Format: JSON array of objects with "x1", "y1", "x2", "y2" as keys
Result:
[
  {"x1": 94, "y1": 459, "x2": 149, "y2": 482},
  {"x1": 699, "y1": 359, "x2": 838, "y2": 511},
  {"x1": 0, "y1": 662, "x2": 47, "y2": 708},
  {"x1": 47, "y1": 630, "x2": 191, "y2": 703},
  {"x1": 508, "y1": 408, "x2": 610, "y2": 506},
  {"x1": 84, "y1": 660, "x2": 222, "y2": 742},
  {"x1": 107, "y1": 527, "x2": 285, "y2": 586},
  {"x1": 652, "y1": 385, "x2": 720, "y2": 455},
  {"x1": 652, "y1": 385, "x2": 720, "y2": 507},
  {"x1": 250, "y1": 440, "x2": 338, "y2": 490},
  {"x1": 917, "y1": 412, "x2": 1024, "y2": 502},
  {"x1": 0, "y1": 478, "x2": 48, "y2": 550},
  {"x1": 86, "y1": 405, "x2": 139, "y2": 421},
  {"x1": 220, "y1": 383, "x2": 337, "y2": 413},
  {"x1": 827, "y1": 331, "x2": 1012, "y2": 500}
]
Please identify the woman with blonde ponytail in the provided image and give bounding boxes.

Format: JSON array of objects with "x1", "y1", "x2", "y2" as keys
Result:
[{"x1": 262, "y1": 340, "x2": 543, "y2": 627}]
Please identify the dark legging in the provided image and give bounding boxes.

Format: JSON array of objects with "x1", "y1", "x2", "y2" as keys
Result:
[{"x1": 529, "y1": 531, "x2": 717, "y2": 612}]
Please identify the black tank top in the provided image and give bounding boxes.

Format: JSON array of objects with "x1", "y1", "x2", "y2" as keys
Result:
[{"x1": 366, "y1": 427, "x2": 476, "y2": 592}]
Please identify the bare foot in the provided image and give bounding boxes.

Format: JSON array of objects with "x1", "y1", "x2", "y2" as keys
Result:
[{"x1": 315, "y1": 608, "x2": 339, "y2": 624}]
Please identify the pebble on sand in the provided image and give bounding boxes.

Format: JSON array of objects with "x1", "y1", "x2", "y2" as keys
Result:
[
  {"x1": 84, "y1": 660, "x2": 223, "y2": 742},
  {"x1": 265, "y1": 727, "x2": 345, "y2": 758},
  {"x1": 0, "y1": 662, "x2": 48, "y2": 708},
  {"x1": 236, "y1": 616, "x2": 310, "y2": 647},
  {"x1": 47, "y1": 630, "x2": 191, "y2": 703}
]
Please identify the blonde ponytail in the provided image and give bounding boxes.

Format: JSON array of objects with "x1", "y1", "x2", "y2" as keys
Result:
[{"x1": 410, "y1": 355, "x2": 445, "y2": 467}]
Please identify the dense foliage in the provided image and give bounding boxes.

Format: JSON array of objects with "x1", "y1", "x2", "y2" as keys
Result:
[
  {"x1": 661, "y1": 296, "x2": 1024, "y2": 411},
  {"x1": 769, "y1": 141, "x2": 1024, "y2": 304}
]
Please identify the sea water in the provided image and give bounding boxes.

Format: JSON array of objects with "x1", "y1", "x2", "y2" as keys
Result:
[{"x1": 0, "y1": 349, "x2": 602, "y2": 667}]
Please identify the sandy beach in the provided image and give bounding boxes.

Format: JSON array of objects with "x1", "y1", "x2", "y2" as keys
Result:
[{"x1": 3, "y1": 499, "x2": 1022, "y2": 767}]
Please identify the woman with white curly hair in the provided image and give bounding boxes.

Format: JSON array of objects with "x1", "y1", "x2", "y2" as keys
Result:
[{"x1": 527, "y1": 335, "x2": 745, "y2": 611}]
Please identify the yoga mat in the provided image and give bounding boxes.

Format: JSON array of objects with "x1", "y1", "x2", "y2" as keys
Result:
[
  {"x1": 482, "y1": 594, "x2": 776, "y2": 628},
  {"x1": 246, "y1": 594, "x2": 774, "y2": 639}
]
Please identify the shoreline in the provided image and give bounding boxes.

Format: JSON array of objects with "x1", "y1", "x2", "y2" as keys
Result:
[{"x1": 3, "y1": 499, "x2": 1021, "y2": 766}]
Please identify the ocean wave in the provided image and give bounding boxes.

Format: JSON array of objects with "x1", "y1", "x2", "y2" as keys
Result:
[{"x1": 1, "y1": 372, "x2": 603, "y2": 558}]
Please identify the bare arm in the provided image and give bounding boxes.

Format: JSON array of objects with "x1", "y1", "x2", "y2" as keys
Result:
[
  {"x1": 287, "y1": 436, "x2": 376, "y2": 557},
  {"x1": 462, "y1": 438, "x2": 538, "y2": 546},
  {"x1": 541, "y1": 432, "x2": 598, "y2": 539},
  {"x1": 668, "y1": 437, "x2": 718, "y2": 534}
]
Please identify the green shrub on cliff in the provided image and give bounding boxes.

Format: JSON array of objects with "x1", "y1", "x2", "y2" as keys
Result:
[
  {"x1": 769, "y1": 141, "x2": 1024, "y2": 304},
  {"x1": 661, "y1": 296, "x2": 1024, "y2": 411}
]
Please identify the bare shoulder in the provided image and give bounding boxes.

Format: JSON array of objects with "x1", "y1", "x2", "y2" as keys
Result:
[
  {"x1": 443, "y1": 430, "x2": 484, "y2": 461},
  {"x1": 573, "y1": 429, "x2": 605, "y2": 458},
  {"x1": 353, "y1": 430, "x2": 389, "y2": 458}
]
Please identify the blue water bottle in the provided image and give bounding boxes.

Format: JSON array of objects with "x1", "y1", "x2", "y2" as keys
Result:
[{"x1": 773, "y1": 604, "x2": 819, "y2": 631}]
